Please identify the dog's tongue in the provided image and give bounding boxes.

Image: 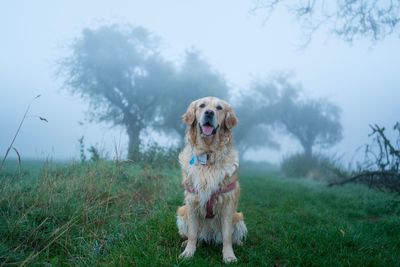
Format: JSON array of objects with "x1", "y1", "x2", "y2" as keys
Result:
[{"x1": 202, "y1": 125, "x2": 214, "y2": 135}]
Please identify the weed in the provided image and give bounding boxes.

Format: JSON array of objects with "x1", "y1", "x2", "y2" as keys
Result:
[{"x1": 0, "y1": 95, "x2": 47, "y2": 172}]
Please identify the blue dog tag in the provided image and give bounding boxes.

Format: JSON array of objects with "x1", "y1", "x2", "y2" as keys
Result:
[
  {"x1": 189, "y1": 154, "x2": 208, "y2": 165},
  {"x1": 189, "y1": 156, "x2": 196, "y2": 165}
]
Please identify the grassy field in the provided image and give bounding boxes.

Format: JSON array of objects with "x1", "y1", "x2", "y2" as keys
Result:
[{"x1": 1, "y1": 160, "x2": 399, "y2": 266}]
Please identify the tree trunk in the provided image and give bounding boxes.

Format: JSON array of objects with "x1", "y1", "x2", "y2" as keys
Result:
[
  {"x1": 303, "y1": 144, "x2": 312, "y2": 158},
  {"x1": 127, "y1": 124, "x2": 141, "y2": 161},
  {"x1": 300, "y1": 138, "x2": 313, "y2": 158}
]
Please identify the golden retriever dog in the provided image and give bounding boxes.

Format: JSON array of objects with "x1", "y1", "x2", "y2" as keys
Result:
[{"x1": 176, "y1": 96, "x2": 247, "y2": 263}]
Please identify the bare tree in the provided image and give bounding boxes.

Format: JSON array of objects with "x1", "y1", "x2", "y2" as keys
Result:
[{"x1": 251, "y1": 0, "x2": 400, "y2": 44}]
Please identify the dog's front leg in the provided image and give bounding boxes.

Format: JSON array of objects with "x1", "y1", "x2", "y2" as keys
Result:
[
  {"x1": 179, "y1": 205, "x2": 198, "y2": 259},
  {"x1": 221, "y1": 202, "x2": 237, "y2": 263}
]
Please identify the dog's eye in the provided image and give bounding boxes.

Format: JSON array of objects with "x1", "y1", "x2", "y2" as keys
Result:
[
  {"x1": 199, "y1": 103, "x2": 206, "y2": 108},
  {"x1": 216, "y1": 105, "x2": 223, "y2": 110}
]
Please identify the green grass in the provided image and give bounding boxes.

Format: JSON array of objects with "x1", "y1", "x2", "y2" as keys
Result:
[{"x1": 1, "y1": 160, "x2": 399, "y2": 266}]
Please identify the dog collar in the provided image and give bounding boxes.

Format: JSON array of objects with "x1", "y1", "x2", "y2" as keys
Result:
[{"x1": 189, "y1": 153, "x2": 209, "y2": 165}]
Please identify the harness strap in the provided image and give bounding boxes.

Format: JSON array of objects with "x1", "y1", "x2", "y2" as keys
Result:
[{"x1": 184, "y1": 181, "x2": 237, "y2": 219}]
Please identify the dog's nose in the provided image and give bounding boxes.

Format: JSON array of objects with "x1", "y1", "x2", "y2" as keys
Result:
[{"x1": 205, "y1": 110, "x2": 214, "y2": 117}]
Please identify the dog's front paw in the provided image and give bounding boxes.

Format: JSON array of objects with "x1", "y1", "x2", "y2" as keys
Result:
[
  {"x1": 179, "y1": 247, "x2": 196, "y2": 259},
  {"x1": 223, "y1": 255, "x2": 237, "y2": 264},
  {"x1": 223, "y1": 248, "x2": 237, "y2": 263}
]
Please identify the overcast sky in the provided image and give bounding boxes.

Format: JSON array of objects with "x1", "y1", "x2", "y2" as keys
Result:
[{"x1": 1, "y1": 0, "x2": 399, "y2": 163}]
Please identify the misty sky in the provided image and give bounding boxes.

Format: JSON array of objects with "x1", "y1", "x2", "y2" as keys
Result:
[{"x1": 1, "y1": 0, "x2": 399, "y2": 163}]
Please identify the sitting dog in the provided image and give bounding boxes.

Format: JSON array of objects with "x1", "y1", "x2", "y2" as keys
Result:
[{"x1": 176, "y1": 96, "x2": 247, "y2": 263}]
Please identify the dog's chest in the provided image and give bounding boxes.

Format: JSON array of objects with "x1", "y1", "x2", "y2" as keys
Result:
[
  {"x1": 179, "y1": 145, "x2": 238, "y2": 206},
  {"x1": 187, "y1": 164, "x2": 224, "y2": 193}
]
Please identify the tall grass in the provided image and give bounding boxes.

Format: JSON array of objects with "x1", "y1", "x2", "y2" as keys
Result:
[
  {"x1": 0, "y1": 95, "x2": 47, "y2": 172},
  {"x1": 0, "y1": 160, "x2": 180, "y2": 266},
  {"x1": 1, "y1": 161, "x2": 399, "y2": 266},
  {"x1": 137, "y1": 142, "x2": 180, "y2": 168}
]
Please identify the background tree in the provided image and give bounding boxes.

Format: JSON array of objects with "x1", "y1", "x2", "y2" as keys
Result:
[
  {"x1": 59, "y1": 24, "x2": 231, "y2": 159},
  {"x1": 234, "y1": 80, "x2": 281, "y2": 157},
  {"x1": 59, "y1": 24, "x2": 175, "y2": 160},
  {"x1": 277, "y1": 95, "x2": 343, "y2": 158},
  {"x1": 238, "y1": 75, "x2": 343, "y2": 158},
  {"x1": 155, "y1": 49, "x2": 229, "y2": 142},
  {"x1": 252, "y1": 0, "x2": 400, "y2": 44}
]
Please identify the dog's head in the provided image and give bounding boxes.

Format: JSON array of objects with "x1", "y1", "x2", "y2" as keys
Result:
[{"x1": 182, "y1": 96, "x2": 238, "y2": 146}]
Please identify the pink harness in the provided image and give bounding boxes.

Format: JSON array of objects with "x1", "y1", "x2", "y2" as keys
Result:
[{"x1": 184, "y1": 181, "x2": 237, "y2": 219}]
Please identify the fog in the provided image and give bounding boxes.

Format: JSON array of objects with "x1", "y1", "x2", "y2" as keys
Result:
[{"x1": 1, "y1": 0, "x2": 399, "y2": 164}]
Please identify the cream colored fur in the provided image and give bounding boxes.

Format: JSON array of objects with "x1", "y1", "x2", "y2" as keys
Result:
[{"x1": 176, "y1": 97, "x2": 247, "y2": 263}]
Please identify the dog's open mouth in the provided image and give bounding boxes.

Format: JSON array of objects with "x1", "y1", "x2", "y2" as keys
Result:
[{"x1": 200, "y1": 122, "x2": 218, "y2": 136}]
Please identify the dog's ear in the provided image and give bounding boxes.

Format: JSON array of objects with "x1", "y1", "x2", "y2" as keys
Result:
[
  {"x1": 182, "y1": 101, "x2": 197, "y2": 126},
  {"x1": 224, "y1": 107, "x2": 238, "y2": 130}
]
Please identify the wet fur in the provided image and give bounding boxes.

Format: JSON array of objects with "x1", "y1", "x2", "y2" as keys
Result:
[{"x1": 176, "y1": 97, "x2": 247, "y2": 263}]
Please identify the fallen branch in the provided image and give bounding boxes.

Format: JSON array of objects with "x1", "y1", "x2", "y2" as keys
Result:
[
  {"x1": 329, "y1": 123, "x2": 400, "y2": 193},
  {"x1": 328, "y1": 171, "x2": 400, "y2": 193},
  {"x1": 328, "y1": 171, "x2": 399, "y2": 186}
]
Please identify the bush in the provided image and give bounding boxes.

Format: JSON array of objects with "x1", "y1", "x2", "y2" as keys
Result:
[
  {"x1": 137, "y1": 142, "x2": 180, "y2": 168},
  {"x1": 281, "y1": 152, "x2": 345, "y2": 180}
]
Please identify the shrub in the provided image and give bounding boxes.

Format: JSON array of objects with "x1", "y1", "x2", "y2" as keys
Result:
[
  {"x1": 137, "y1": 142, "x2": 180, "y2": 168},
  {"x1": 281, "y1": 152, "x2": 345, "y2": 180}
]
